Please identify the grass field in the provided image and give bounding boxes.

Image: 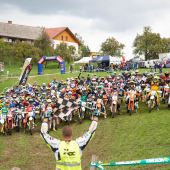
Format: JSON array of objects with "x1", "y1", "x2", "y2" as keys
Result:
[
  {"x1": 1, "y1": 65, "x2": 170, "y2": 170},
  {"x1": 0, "y1": 104, "x2": 170, "y2": 170},
  {"x1": 0, "y1": 63, "x2": 170, "y2": 92}
]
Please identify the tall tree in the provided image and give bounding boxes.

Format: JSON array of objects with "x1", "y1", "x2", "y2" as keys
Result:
[
  {"x1": 100, "y1": 37, "x2": 124, "y2": 56},
  {"x1": 0, "y1": 39, "x2": 40, "y2": 65},
  {"x1": 54, "y1": 43, "x2": 76, "y2": 63},
  {"x1": 75, "y1": 33, "x2": 91, "y2": 57},
  {"x1": 161, "y1": 38, "x2": 170, "y2": 53},
  {"x1": 34, "y1": 29, "x2": 54, "y2": 56},
  {"x1": 133, "y1": 26, "x2": 170, "y2": 60}
]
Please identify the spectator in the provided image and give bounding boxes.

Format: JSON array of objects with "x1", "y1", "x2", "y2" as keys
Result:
[
  {"x1": 80, "y1": 65, "x2": 82, "y2": 72},
  {"x1": 70, "y1": 64, "x2": 73, "y2": 73}
]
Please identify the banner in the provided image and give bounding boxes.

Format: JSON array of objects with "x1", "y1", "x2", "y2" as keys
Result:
[
  {"x1": 91, "y1": 156, "x2": 170, "y2": 170},
  {"x1": 19, "y1": 58, "x2": 32, "y2": 85}
]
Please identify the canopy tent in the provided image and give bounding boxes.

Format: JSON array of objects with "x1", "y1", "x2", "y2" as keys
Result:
[
  {"x1": 110, "y1": 56, "x2": 122, "y2": 64},
  {"x1": 91, "y1": 55, "x2": 122, "y2": 64},
  {"x1": 91, "y1": 55, "x2": 111, "y2": 62},
  {"x1": 74, "y1": 55, "x2": 124, "y2": 65},
  {"x1": 74, "y1": 57, "x2": 92, "y2": 64}
]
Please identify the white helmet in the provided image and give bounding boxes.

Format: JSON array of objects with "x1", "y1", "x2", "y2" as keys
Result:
[
  {"x1": 47, "y1": 99, "x2": 51, "y2": 103},
  {"x1": 29, "y1": 117, "x2": 33, "y2": 121}
]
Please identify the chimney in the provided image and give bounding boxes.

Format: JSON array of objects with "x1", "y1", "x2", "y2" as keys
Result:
[{"x1": 8, "y1": 21, "x2": 12, "y2": 24}]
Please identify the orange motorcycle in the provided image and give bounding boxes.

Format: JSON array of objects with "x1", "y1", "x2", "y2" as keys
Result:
[{"x1": 126, "y1": 90, "x2": 138, "y2": 115}]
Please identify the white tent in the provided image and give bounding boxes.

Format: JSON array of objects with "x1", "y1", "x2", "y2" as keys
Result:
[
  {"x1": 74, "y1": 57, "x2": 92, "y2": 64},
  {"x1": 110, "y1": 56, "x2": 122, "y2": 64}
]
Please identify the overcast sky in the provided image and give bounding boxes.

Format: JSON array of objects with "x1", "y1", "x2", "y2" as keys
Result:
[{"x1": 1, "y1": 0, "x2": 170, "y2": 59}]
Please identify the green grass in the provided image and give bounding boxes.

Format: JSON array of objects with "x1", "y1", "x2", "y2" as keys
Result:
[
  {"x1": 1, "y1": 64, "x2": 170, "y2": 93},
  {"x1": 1, "y1": 66, "x2": 170, "y2": 169},
  {"x1": 0, "y1": 104, "x2": 170, "y2": 170}
]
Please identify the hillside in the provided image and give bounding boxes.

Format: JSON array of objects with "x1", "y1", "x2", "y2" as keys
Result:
[{"x1": 0, "y1": 104, "x2": 170, "y2": 170}]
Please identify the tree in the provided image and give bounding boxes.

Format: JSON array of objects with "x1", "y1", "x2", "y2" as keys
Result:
[
  {"x1": 34, "y1": 29, "x2": 54, "y2": 56},
  {"x1": 133, "y1": 26, "x2": 170, "y2": 60},
  {"x1": 161, "y1": 38, "x2": 170, "y2": 53},
  {"x1": 54, "y1": 43, "x2": 76, "y2": 63},
  {"x1": 100, "y1": 37, "x2": 124, "y2": 56},
  {"x1": 14, "y1": 41, "x2": 41, "y2": 63},
  {"x1": 75, "y1": 33, "x2": 91, "y2": 58},
  {"x1": 0, "y1": 39, "x2": 41, "y2": 65}
]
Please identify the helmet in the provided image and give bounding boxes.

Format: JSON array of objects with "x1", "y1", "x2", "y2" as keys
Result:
[
  {"x1": 47, "y1": 99, "x2": 51, "y2": 103},
  {"x1": 153, "y1": 76, "x2": 159, "y2": 82},
  {"x1": 113, "y1": 85, "x2": 117, "y2": 90},
  {"x1": 29, "y1": 98, "x2": 34, "y2": 102},
  {"x1": 29, "y1": 117, "x2": 33, "y2": 121},
  {"x1": 68, "y1": 91, "x2": 72, "y2": 95}
]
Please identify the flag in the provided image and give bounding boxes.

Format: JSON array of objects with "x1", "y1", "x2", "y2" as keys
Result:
[{"x1": 19, "y1": 58, "x2": 32, "y2": 85}]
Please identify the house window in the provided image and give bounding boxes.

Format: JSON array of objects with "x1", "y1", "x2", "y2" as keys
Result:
[
  {"x1": 66, "y1": 36, "x2": 68, "y2": 41},
  {"x1": 61, "y1": 35, "x2": 64, "y2": 41}
]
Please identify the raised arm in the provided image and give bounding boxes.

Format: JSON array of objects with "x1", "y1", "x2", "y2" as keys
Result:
[
  {"x1": 76, "y1": 117, "x2": 98, "y2": 151},
  {"x1": 41, "y1": 121, "x2": 60, "y2": 152}
]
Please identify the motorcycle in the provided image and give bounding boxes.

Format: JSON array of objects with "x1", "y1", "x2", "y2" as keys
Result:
[
  {"x1": 163, "y1": 85, "x2": 170, "y2": 108},
  {"x1": 96, "y1": 98, "x2": 106, "y2": 118},
  {"x1": 14, "y1": 109, "x2": 23, "y2": 132},
  {"x1": 27, "y1": 116, "x2": 35, "y2": 135},
  {"x1": 126, "y1": 90, "x2": 138, "y2": 115},
  {"x1": 0, "y1": 116, "x2": 7, "y2": 135},
  {"x1": 78, "y1": 101, "x2": 86, "y2": 123},
  {"x1": 110, "y1": 92, "x2": 119, "y2": 118},
  {"x1": 148, "y1": 90, "x2": 157, "y2": 112},
  {"x1": 24, "y1": 111, "x2": 35, "y2": 135},
  {"x1": 6, "y1": 112, "x2": 13, "y2": 135}
]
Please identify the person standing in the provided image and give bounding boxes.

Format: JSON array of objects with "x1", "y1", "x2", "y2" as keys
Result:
[
  {"x1": 41, "y1": 116, "x2": 98, "y2": 170},
  {"x1": 70, "y1": 64, "x2": 73, "y2": 73}
]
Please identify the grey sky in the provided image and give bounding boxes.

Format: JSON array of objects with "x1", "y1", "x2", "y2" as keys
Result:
[{"x1": 1, "y1": 0, "x2": 170, "y2": 58}]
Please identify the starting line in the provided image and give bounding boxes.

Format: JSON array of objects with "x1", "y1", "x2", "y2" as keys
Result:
[{"x1": 91, "y1": 156, "x2": 170, "y2": 169}]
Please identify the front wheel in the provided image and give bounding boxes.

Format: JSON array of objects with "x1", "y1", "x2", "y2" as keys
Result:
[
  {"x1": 112, "y1": 104, "x2": 118, "y2": 117},
  {"x1": 79, "y1": 108, "x2": 85, "y2": 123},
  {"x1": 129, "y1": 107, "x2": 132, "y2": 116},
  {"x1": 29, "y1": 121, "x2": 33, "y2": 135},
  {"x1": 148, "y1": 100, "x2": 153, "y2": 113}
]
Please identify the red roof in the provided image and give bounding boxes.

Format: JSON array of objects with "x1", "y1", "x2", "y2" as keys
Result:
[
  {"x1": 45, "y1": 27, "x2": 67, "y2": 39},
  {"x1": 45, "y1": 27, "x2": 80, "y2": 44}
]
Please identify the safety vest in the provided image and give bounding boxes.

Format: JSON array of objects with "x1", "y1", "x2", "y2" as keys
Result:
[{"x1": 57, "y1": 141, "x2": 81, "y2": 170}]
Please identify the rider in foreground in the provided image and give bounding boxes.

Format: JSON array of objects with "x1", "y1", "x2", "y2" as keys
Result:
[{"x1": 41, "y1": 116, "x2": 98, "y2": 170}]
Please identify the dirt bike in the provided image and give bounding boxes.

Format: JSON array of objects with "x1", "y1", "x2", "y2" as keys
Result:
[
  {"x1": 0, "y1": 117, "x2": 7, "y2": 135},
  {"x1": 103, "y1": 94, "x2": 108, "y2": 106},
  {"x1": 27, "y1": 116, "x2": 35, "y2": 135},
  {"x1": 126, "y1": 91, "x2": 138, "y2": 115},
  {"x1": 148, "y1": 90, "x2": 157, "y2": 113},
  {"x1": 23, "y1": 112, "x2": 28, "y2": 133},
  {"x1": 163, "y1": 85, "x2": 170, "y2": 108},
  {"x1": 6, "y1": 113, "x2": 13, "y2": 135},
  {"x1": 78, "y1": 101, "x2": 86, "y2": 123},
  {"x1": 14, "y1": 111, "x2": 23, "y2": 132},
  {"x1": 96, "y1": 98, "x2": 107, "y2": 118},
  {"x1": 24, "y1": 111, "x2": 35, "y2": 135},
  {"x1": 110, "y1": 92, "x2": 119, "y2": 118}
]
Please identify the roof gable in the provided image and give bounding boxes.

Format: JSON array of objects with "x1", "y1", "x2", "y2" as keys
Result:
[{"x1": 45, "y1": 27, "x2": 80, "y2": 45}]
